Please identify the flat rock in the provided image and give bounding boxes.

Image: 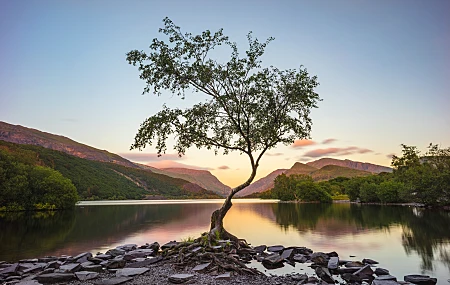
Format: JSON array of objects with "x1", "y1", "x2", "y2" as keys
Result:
[
  {"x1": 1, "y1": 263, "x2": 18, "y2": 275},
  {"x1": 82, "y1": 264, "x2": 103, "y2": 273},
  {"x1": 354, "y1": 264, "x2": 374, "y2": 276},
  {"x1": 192, "y1": 262, "x2": 211, "y2": 272},
  {"x1": 75, "y1": 271, "x2": 99, "y2": 281},
  {"x1": 105, "y1": 249, "x2": 125, "y2": 257},
  {"x1": 59, "y1": 263, "x2": 81, "y2": 273},
  {"x1": 38, "y1": 257, "x2": 57, "y2": 263},
  {"x1": 337, "y1": 267, "x2": 361, "y2": 274},
  {"x1": 16, "y1": 281, "x2": 43, "y2": 285},
  {"x1": 191, "y1": 247, "x2": 202, "y2": 253},
  {"x1": 35, "y1": 273, "x2": 75, "y2": 283},
  {"x1": 22, "y1": 264, "x2": 44, "y2": 274},
  {"x1": 291, "y1": 273, "x2": 308, "y2": 282},
  {"x1": 293, "y1": 254, "x2": 307, "y2": 263},
  {"x1": 125, "y1": 256, "x2": 163, "y2": 268},
  {"x1": 116, "y1": 268, "x2": 149, "y2": 277},
  {"x1": 94, "y1": 277, "x2": 133, "y2": 285},
  {"x1": 281, "y1": 248, "x2": 294, "y2": 260},
  {"x1": 375, "y1": 268, "x2": 390, "y2": 276},
  {"x1": 375, "y1": 275, "x2": 397, "y2": 281},
  {"x1": 293, "y1": 247, "x2": 313, "y2": 255},
  {"x1": 95, "y1": 254, "x2": 112, "y2": 260},
  {"x1": 105, "y1": 260, "x2": 126, "y2": 269},
  {"x1": 253, "y1": 245, "x2": 266, "y2": 253},
  {"x1": 372, "y1": 280, "x2": 400, "y2": 285},
  {"x1": 363, "y1": 258, "x2": 379, "y2": 264},
  {"x1": 116, "y1": 244, "x2": 137, "y2": 251},
  {"x1": 342, "y1": 273, "x2": 362, "y2": 283},
  {"x1": 267, "y1": 245, "x2": 285, "y2": 253},
  {"x1": 74, "y1": 252, "x2": 93, "y2": 263},
  {"x1": 404, "y1": 275, "x2": 437, "y2": 285},
  {"x1": 124, "y1": 249, "x2": 154, "y2": 260},
  {"x1": 168, "y1": 273, "x2": 194, "y2": 284},
  {"x1": 215, "y1": 272, "x2": 231, "y2": 280},
  {"x1": 161, "y1": 241, "x2": 178, "y2": 250},
  {"x1": 315, "y1": 266, "x2": 334, "y2": 283},
  {"x1": 262, "y1": 253, "x2": 284, "y2": 265},
  {"x1": 311, "y1": 252, "x2": 328, "y2": 266},
  {"x1": 346, "y1": 261, "x2": 364, "y2": 267},
  {"x1": 328, "y1": 256, "x2": 339, "y2": 270}
]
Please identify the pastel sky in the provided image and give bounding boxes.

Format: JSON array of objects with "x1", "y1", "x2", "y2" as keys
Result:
[{"x1": 1, "y1": 0, "x2": 449, "y2": 187}]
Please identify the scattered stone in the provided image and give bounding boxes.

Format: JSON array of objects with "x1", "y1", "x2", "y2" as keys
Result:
[
  {"x1": 262, "y1": 253, "x2": 284, "y2": 266},
  {"x1": 105, "y1": 260, "x2": 126, "y2": 269},
  {"x1": 16, "y1": 280, "x2": 43, "y2": 285},
  {"x1": 161, "y1": 241, "x2": 179, "y2": 250},
  {"x1": 375, "y1": 268, "x2": 390, "y2": 276},
  {"x1": 311, "y1": 252, "x2": 328, "y2": 265},
  {"x1": 267, "y1": 245, "x2": 285, "y2": 253},
  {"x1": 45, "y1": 261, "x2": 62, "y2": 269},
  {"x1": 354, "y1": 264, "x2": 374, "y2": 276},
  {"x1": 253, "y1": 245, "x2": 267, "y2": 253},
  {"x1": 117, "y1": 244, "x2": 137, "y2": 251},
  {"x1": 95, "y1": 254, "x2": 112, "y2": 260},
  {"x1": 327, "y1": 251, "x2": 338, "y2": 257},
  {"x1": 404, "y1": 274, "x2": 437, "y2": 285},
  {"x1": 328, "y1": 256, "x2": 339, "y2": 270},
  {"x1": 94, "y1": 276, "x2": 133, "y2": 285},
  {"x1": 281, "y1": 248, "x2": 294, "y2": 260},
  {"x1": 105, "y1": 249, "x2": 125, "y2": 257},
  {"x1": 124, "y1": 256, "x2": 163, "y2": 268},
  {"x1": 346, "y1": 261, "x2": 364, "y2": 267},
  {"x1": 82, "y1": 264, "x2": 103, "y2": 273},
  {"x1": 22, "y1": 264, "x2": 44, "y2": 274},
  {"x1": 342, "y1": 272, "x2": 362, "y2": 283},
  {"x1": 294, "y1": 247, "x2": 313, "y2": 255},
  {"x1": 58, "y1": 263, "x2": 81, "y2": 273},
  {"x1": 20, "y1": 258, "x2": 39, "y2": 263},
  {"x1": 75, "y1": 271, "x2": 99, "y2": 281},
  {"x1": 215, "y1": 272, "x2": 231, "y2": 280},
  {"x1": 38, "y1": 257, "x2": 57, "y2": 263},
  {"x1": 168, "y1": 273, "x2": 195, "y2": 284},
  {"x1": 116, "y1": 267, "x2": 149, "y2": 277},
  {"x1": 35, "y1": 273, "x2": 75, "y2": 283},
  {"x1": 73, "y1": 252, "x2": 93, "y2": 263},
  {"x1": 375, "y1": 275, "x2": 397, "y2": 281},
  {"x1": 1, "y1": 263, "x2": 18, "y2": 275},
  {"x1": 315, "y1": 266, "x2": 334, "y2": 283},
  {"x1": 124, "y1": 249, "x2": 154, "y2": 260},
  {"x1": 372, "y1": 280, "x2": 399, "y2": 285},
  {"x1": 337, "y1": 267, "x2": 361, "y2": 274},
  {"x1": 192, "y1": 262, "x2": 211, "y2": 272},
  {"x1": 363, "y1": 258, "x2": 379, "y2": 264}
]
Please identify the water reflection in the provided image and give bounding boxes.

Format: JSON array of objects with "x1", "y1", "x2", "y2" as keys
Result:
[{"x1": 0, "y1": 201, "x2": 449, "y2": 282}]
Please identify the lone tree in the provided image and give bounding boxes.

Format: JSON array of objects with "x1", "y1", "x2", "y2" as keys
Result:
[{"x1": 127, "y1": 18, "x2": 320, "y2": 243}]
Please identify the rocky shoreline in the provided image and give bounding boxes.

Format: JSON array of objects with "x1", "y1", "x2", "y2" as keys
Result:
[{"x1": 0, "y1": 240, "x2": 438, "y2": 285}]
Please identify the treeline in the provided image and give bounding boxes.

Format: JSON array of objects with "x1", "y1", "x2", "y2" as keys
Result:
[
  {"x1": 0, "y1": 141, "x2": 220, "y2": 211},
  {"x1": 0, "y1": 149, "x2": 78, "y2": 211},
  {"x1": 260, "y1": 144, "x2": 450, "y2": 206}
]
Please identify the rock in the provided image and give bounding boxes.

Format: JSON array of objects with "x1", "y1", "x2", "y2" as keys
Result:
[
  {"x1": 16, "y1": 280, "x2": 43, "y2": 285},
  {"x1": 293, "y1": 254, "x2": 307, "y2": 263},
  {"x1": 105, "y1": 260, "x2": 126, "y2": 269},
  {"x1": 293, "y1": 247, "x2": 313, "y2": 255},
  {"x1": 191, "y1": 247, "x2": 202, "y2": 253},
  {"x1": 168, "y1": 273, "x2": 195, "y2": 284},
  {"x1": 328, "y1": 256, "x2": 339, "y2": 270},
  {"x1": 267, "y1": 245, "x2": 285, "y2": 253},
  {"x1": 35, "y1": 273, "x2": 75, "y2": 283},
  {"x1": 342, "y1": 273, "x2": 362, "y2": 283},
  {"x1": 75, "y1": 271, "x2": 99, "y2": 281},
  {"x1": 281, "y1": 248, "x2": 294, "y2": 260},
  {"x1": 291, "y1": 273, "x2": 308, "y2": 283},
  {"x1": 116, "y1": 244, "x2": 137, "y2": 251},
  {"x1": 6, "y1": 276, "x2": 22, "y2": 281},
  {"x1": 161, "y1": 241, "x2": 178, "y2": 250},
  {"x1": 116, "y1": 268, "x2": 149, "y2": 277},
  {"x1": 58, "y1": 263, "x2": 81, "y2": 273},
  {"x1": 1, "y1": 263, "x2": 18, "y2": 275},
  {"x1": 262, "y1": 253, "x2": 284, "y2": 265},
  {"x1": 337, "y1": 267, "x2": 361, "y2": 274},
  {"x1": 192, "y1": 262, "x2": 211, "y2": 272},
  {"x1": 105, "y1": 249, "x2": 125, "y2": 257},
  {"x1": 404, "y1": 275, "x2": 437, "y2": 285},
  {"x1": 45, "y1": 261, "x2": 62, "y2": 269},
  {"x1": 82, "y1": 264, "x2": 103, "y2": 273},
  {"x1": 346, "y1": 261, "x2": 364, "y2": 267},
  {"x1": 215, "y1": 272, "x2": 231, "y2": 280},
  {"x1": 354, "y1": 264, "x2": 374, "y2": 276},
  {"x1": 20, "y1": 259, "x2": 39, "y2": 263},
  {"x1": 375, "y1": 275, "x2": 397, "y2": 281},
  {"x1": 125, "y1": 256, "x2": 163, "y2": 268},
  {"x1": 363, "y1": 258, "x2": 379, "y2": 265},
  {"x1": 315, "y1": 267, "x2": 334, "y2": 283},
  {"x1": 95, "y1": 254, "x2": 112, "y2": 260},
  {"x1": 38, "y1": 257, "x2": 57, "y2": 263},
  {"x1": 375, "y1": 268, "x2": 390, "y2": 276},
  {"x1": 73, "y1": 252, "x2": 93, "y2": 263},
  {"x1": 123, "y1": 249, "x2": 154, "y2": 260},
  {"x1": 372, "y1": 280, "x2": 400, "y2": 285},
  {"x1": 147, "y1": 242, "x2": 160, "y2": 252},
  {"x1": 253, "y1": 245, "x2": 267, "y2": 253},
  {"x1": 311, "y1": 252, "x2": 328, "y2": 266},
  {"x1": 22, "y1": 264, "x2": 44, "y2": 274},
  {"x1": 327, "y1": 251, "x2": 339, "y2": 257},
  {"x1": 94, "y1": 277, "x2": 133, "y2": 285}
]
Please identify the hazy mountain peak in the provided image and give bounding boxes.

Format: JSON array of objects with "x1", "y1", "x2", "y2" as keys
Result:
[{"x1": 306, "y1": 157, "x2": 392, "y2": 173}]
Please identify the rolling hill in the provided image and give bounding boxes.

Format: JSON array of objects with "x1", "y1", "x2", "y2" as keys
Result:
[{"x1": 306, "y1": 158, "x2": 392, "y2": 173}]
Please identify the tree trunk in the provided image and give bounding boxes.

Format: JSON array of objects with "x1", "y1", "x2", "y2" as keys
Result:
[{"x1": 208, "y1": 165, "x2": 257, "y2": 244}]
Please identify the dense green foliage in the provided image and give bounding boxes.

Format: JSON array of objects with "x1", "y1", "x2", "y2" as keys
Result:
[
  {"x1": 261, "y1": 144, "x2": 450, "y2": 206},
  {"x1": 0, "y1": 149, "x2": 78, "y2": 211},
  {"x1": 269, "y1": 174, "x2": 332, "y2": 202},
  {"x1": 0, "y1": 141, "x2": 220, "y2": 209}
]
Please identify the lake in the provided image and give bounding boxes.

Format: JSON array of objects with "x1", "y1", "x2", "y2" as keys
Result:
[{"x1": 1, "y1": 200, "x2": 449, "y2": 284}]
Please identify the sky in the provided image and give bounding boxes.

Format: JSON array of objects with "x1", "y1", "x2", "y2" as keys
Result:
[{"x1": 1, "y1": 0, "x2": 449, "y2": 187}]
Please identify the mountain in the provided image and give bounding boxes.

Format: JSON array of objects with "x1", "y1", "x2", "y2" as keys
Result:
[
  {"x1": 0, "y1": 121, "x2": 136, "y2": 168},
  {"x1": 237, "y1": 169, "x2": 287, "y2": 197},
  {"x1": 137, "y1": 165, "x2": 231, "y2": 197},
  {"x1": 0, "y1": 140, "x2": 221, "y2": 200},
  {"x1": 306, "y1": 158, "x2": 392, "y2": 173},
  {"x1": 241, "y1": 161, "x2": 374, "y2": 197}
]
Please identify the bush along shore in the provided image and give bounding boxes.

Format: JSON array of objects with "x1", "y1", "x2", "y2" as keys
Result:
[{"x1": 0, "y1": 237, "x2": 438, "y2": 285}]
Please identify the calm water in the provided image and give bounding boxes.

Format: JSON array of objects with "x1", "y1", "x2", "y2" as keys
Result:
[{"x1": 1, "y1": 200, "x2": 449, "y2": 284}]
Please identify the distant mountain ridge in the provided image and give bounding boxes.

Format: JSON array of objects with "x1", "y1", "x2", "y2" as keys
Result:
[{"x1": 306, "y1": 158, "x2": 392, "y2": 173}]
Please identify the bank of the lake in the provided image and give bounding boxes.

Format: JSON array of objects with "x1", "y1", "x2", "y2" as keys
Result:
[{"x1": 0, "y1": 200, "x2": 449, "y2": 284}]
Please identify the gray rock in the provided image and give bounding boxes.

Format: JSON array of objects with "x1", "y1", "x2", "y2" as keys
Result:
[
  {"x1": 404, "y1": 275, "x2": 437, "y2": 285},
  {"x1": 58, "y1": 263, "x2": 81, "y2": 273},
  {"x1": 281, "y1": 248, "x2": 294, "y2": 260},
  {"x1": 375, "y1": 275, "x2": 397, "y2": 281},
  {"x1": 22, "y1": 264, "x2": 44, "y2": 274},
  {"x1": 105, "y1": 249, "x2": 125, "y2": 257},
  {"x1": 105, "y1": 260, "x2": 126, "y2": 269},
  {"x1": 328, "y1": 256, "x2": 339, "y2": 270},
  {"x1": 94, "y1": 277, "x2": 133, "y2": 285},
  {"x1": 95, "y1": 254, "x2": 112, "y2": 260},
  {"x1": 123, "y1": 249, "x2": 154, "y2": 261},
  {"x1": 311, "y1": 252, "x2": 328, "y2": 266},
  {"x1": 125, "y1": 256, "x2": 163, "y2": 268},
  {"x1": 35, "y1": 273, "x2": 75, "y2": 283},
  {"x1": 45, "y1": 261, "x2": 62, "y2": 269},
  {"x1": 75, "y1": 271, "x2": 99, "y2": 281},
  {"x1": 363, "y1": 258, "x2": 379, "y2": 264},
  {"x1": 215, "y1": 272, "x2": 231, "y2": 280},
  {"x1": 342, "y1": 273, "x2": 362, "y2": 283},
  {"x1": 253, "y1": 245, "x2": 266, "y2": 253},
  {"x1": 375, "y1": 268, "x2": 390, "y2": 276},
  {"x1": 116, "y1": 244, "x2": 137, "y2": 251},
  {"x1": 16, "y1": 280, "x2": 43, "y2": 285},
  {"x1": 38, "y1": 257, "x2": 57, "y2": 263},
  {"x1": 337, "y1": 267, "x2": 361, "y2": 274},
  {"x1": 291, "y1": 273, "x2": 308, "y2": 283},
  {"x1": 191, "y1": 247, "x2": 202, "y2": 253},
  {"x1": 1, "y1": 263, "x2": 18, "y2": 275},
  {"x1": 346, "y1": 261, "x2": 364, "y2": 267},
  {"x1": 262, "y1": 253, "x2": 284, "y2": 266},
  {"x1": 6, "y1": 276, "x2": 22, "y2": 281},
  {"x1": 161, "y1": 241, "x2": 178, "y2": 250},
  {"x1": 168, "y1": 273, "x2": 195, "y2": 284},
  {"x1": 354, "y1": 264, "x2": 374, "y2": 276},
  {"x1": 267, "y1": 245, "x2": 285, "y2": 253},
  {"x1": 293, "y1": 254, "x2": 307, "y2": 263},
  {"x1": 20, "y1": 259, "x2": 39, "y2": 263},
  {"x1": 82, "y1": 264, "x2": 103, "y2": 273},
  {"x1": 116, "y1": 267, "x2": 149, "y2": 277},
  {"x1": 315, "y1": 267, "x2": 334, "y2": 283},
  {"x1": 192, "y1": 262, "x2": 211, "y2": 272},
  {"x1": 73, "y1": 252, "x2": 93, "y2": 263},
  {"x1": 372, "y1": 280, "x2": 400, "y2": 285}
]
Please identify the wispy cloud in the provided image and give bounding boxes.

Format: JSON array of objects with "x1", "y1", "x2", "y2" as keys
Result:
[
  {"x1": 217, "y1": 165, "x2": 230, "y2": 170},
  {"x1": 322, "y1": 138, "x2": 337, "y2": 144},
  {"x1": 292, "y1": 139, "x2": 316, "y2": 148},
  {"x1": 303, "y1": 146, "x2": 373, "y2": 158},
  {"x1": 119, "y1": 153, "x2": 184, "y2": 162},
  {"x1": 147, "y1": 160, "x2": 213, "y2": 170},
  {"x1": 266, "y1": 152, "x2": 284, "y2": 156}
]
